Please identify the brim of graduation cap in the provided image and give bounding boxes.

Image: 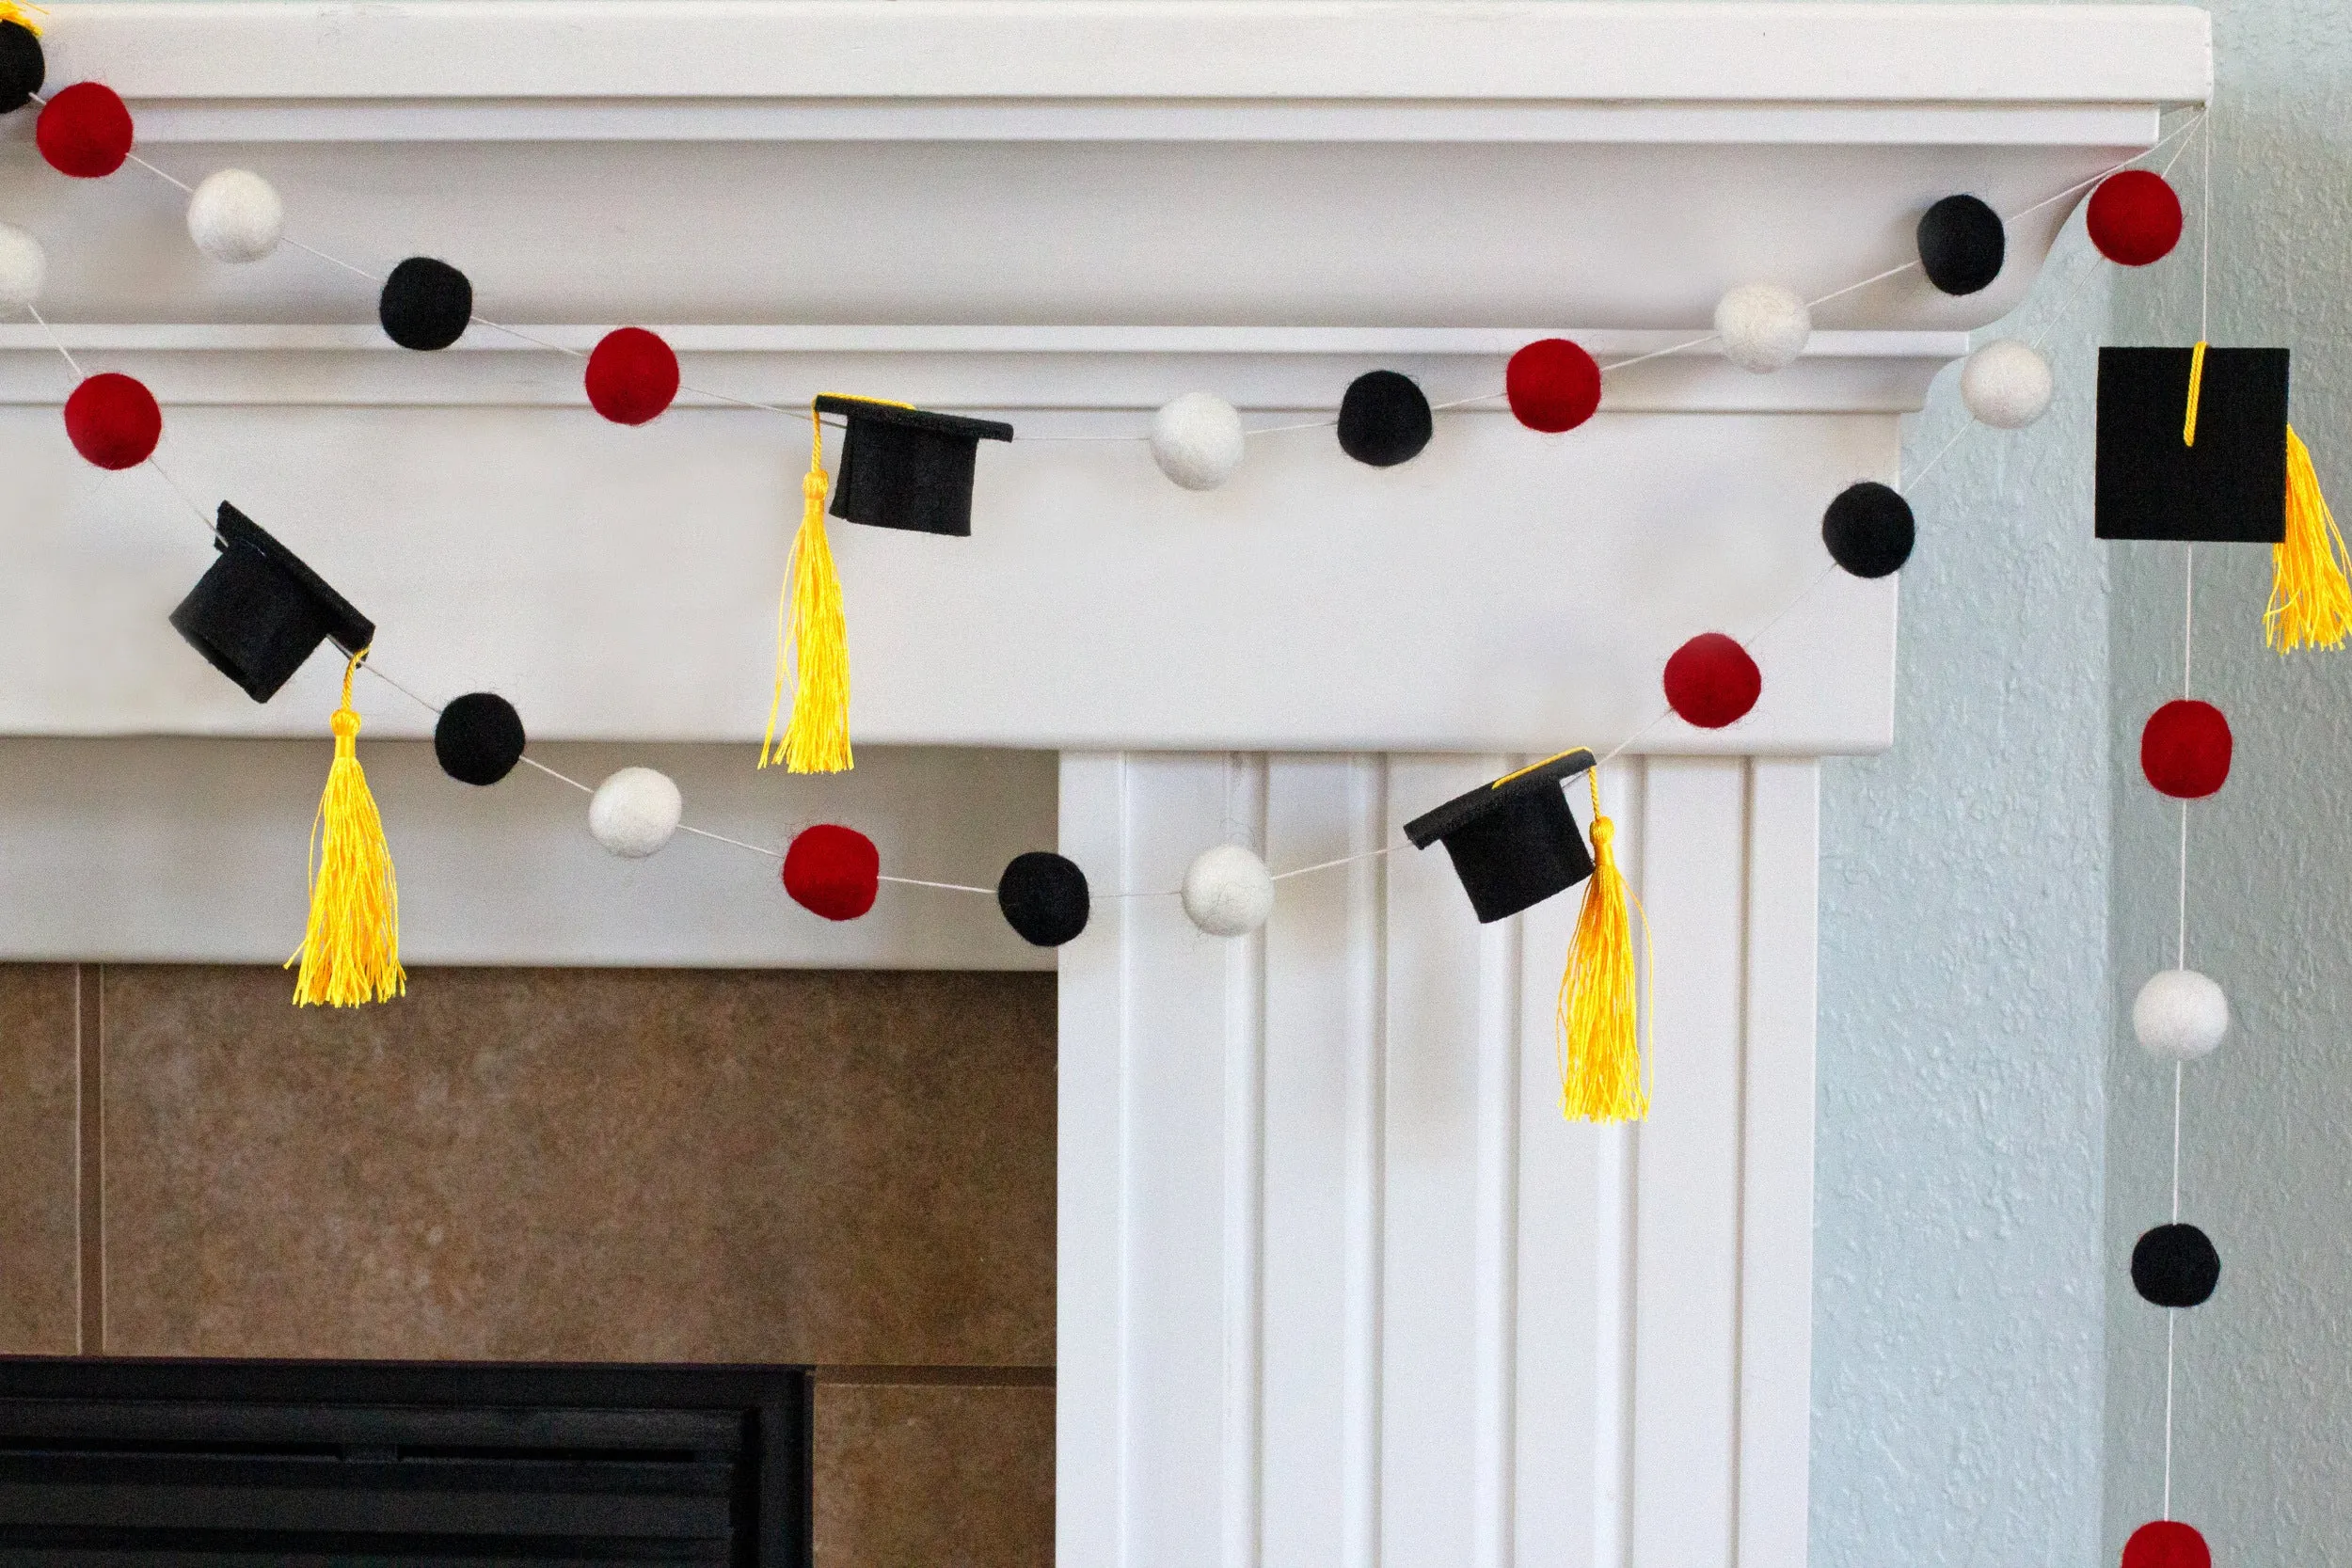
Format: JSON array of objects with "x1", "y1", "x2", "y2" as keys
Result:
[
  {"x1": 817, "y1": 395, "x2": 1016, "y2": 538},
  {"x1": 2095, "y1": 346, "x2": 2291, "y2": 544},
  {"x1": 1402, "y1": 749, "x2": 1599, "y2": 848},
  {"x1": 815, "y1": 395, "x2": 1017, "y2": 446},
  {"x1": 214, "y1": 503, "x2": 376, "y2": 656}
]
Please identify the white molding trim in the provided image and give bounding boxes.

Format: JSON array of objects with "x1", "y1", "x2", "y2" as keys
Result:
[
  {"x1": 0, "y1": 326, "x2": 1972, "y2": 414},
  {"x1": 37, "y1": 2, "x2": 2213, "y2": 108}
]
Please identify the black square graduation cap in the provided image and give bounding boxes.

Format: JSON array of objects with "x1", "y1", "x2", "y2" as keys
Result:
[
  {"x1": 817, "y1": 394, "x2": 1014, "y2": 538},
  {"x1": 1404, "y1": 749, "x2": 1597, "y2": 924},
  {"x1": 2097, "y1": 347, "x2": 2291, "y2": 543},
  {"x1": 168, "y1": 502, "x2": 375, "y2": 704}
]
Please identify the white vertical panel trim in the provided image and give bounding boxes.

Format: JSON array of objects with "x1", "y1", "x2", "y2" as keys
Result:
[
  {"x1": 1224, "y1": 755, "x2": 1270, "y2": 1568},
  {"x1": 1735, "y1": 760, "x2": 1820, "y2": 1568},
  {"x1": 1059, "y1": 750, "x2": 1817, "y2": 1568},
  {"x1": 1344, "y1": 756, "x2": 1390, "y2": 1568}
]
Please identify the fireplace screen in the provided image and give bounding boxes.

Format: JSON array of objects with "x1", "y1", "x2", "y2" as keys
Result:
[{"x1": 0, "y1": 1357, "x2": 811, "y2": 1564}]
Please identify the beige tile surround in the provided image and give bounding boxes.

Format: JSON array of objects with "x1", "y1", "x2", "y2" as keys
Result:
[{"x1": 0, "y1": 963, "x2": 1055, "y2": 1565}]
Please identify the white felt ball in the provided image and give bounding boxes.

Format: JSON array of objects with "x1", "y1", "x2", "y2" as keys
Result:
[
  {"x1": 1961, "y1": 339, "x2": 2054, "y2": 429},
  {"x1": 1713, "y1": 282, "x2": 1812, "y2": 373},
  {"x1": 186, "y1": 169, "x2": 286, "y2": 264},
  {"x1": 588, "y1": 766, "x2": 683, "y2": 858},
  {"x1": 1182, "y1": 844, "x2": 1275, "y2": 938},
  {"x1": 0, "y1": 224, "x2": 47, "y2": 313},
  {"x1": 2133, "y1": 969, "x2": 2230, "y2": 1062},
  {"x1": 1151, "y1": 392, "x2": 1246, "y2": 491}
]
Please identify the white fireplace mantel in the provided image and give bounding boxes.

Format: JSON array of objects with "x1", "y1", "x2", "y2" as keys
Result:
[{"x1": 0, "y1": 6, "x2": 2207, "y2": 1567}]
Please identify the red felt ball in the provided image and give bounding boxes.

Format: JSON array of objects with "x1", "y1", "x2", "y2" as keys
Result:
[
  {"x1": 2122, "y1": 1520, "x2": 2210, "y2": 1568},
  {"x1": 783, "y1": 823, "x2": 881, "y2": 921},
  {"x1": 36, "y1": 82, "x2": 135, "y2": 179},
  {"x1": 2088, "y1": 171, "x2": 2184, "y2": 266},
  {"x1": 1506, "y1": 338, "x2": 1602, "y2": 434},
  {"x1": 2141, "y1": 699, "x2": 2232, "y2": 799},
  {"x1": 1663, "y1": 632, "x2": 1761, "y2": 729},
  {"x1": 63, "y1": 372, "x2": 161, "y2": 470},
  {"x1": 584, "y1": 326, "x2": 680, "y2": 426}
]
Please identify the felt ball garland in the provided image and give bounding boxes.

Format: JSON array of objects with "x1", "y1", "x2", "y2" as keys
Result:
[
  {"x1": 378, "y1": 256, "x2": 474, "y2": 351},
  {"x1": 999, "y1": 850, "x2": 1090, "y2": 947},
  {"x1": 433, "y1": 691, "x2": 527, "y2": 786},
  {"x1": 585, "y1": 326, "x2": 680, "y2": 426},
  {"x1": 1663, "y1": 633, "x2": 1761, "y2": 729},
  {"x1": 1182, "y1": 844, "x2": 1275, "y2": 938},
  {"x1": 2089, "y1": 171, "x2": 2185, "y2": 267},
  {"x1": 0, "y1": 17, "x2": 41, "y2": 117},
  {"x1": 1504, "y1": 339, "x2": 1601, "y2": 433},
  {"x1": 1337, "y1": 370, "x2": 1433, "y2": 466},
  {"x1": 2122, "y1": 1521, "x2": 2211, "y2": 1568},
  {"x1": 1915, "y1": 194, "x2": 2006, "y2": 296},
  {"x1": 1151, "y1": 392, "x2": 1246, "y2": 490},
  {"x1": 1821, "y1": 482, "x2": 1915, "y2": 578},
  {"x1": 0, "y1": 221, "x2": 45, "y2": 312},
  {"x1": 1960, "y1": 340, "x2": 2054, "y2": 429},
  {"x1": 37, "y1": 83, "x2": 135, "y2": 180},
  {"x1": 63, "y1": 372, "x2": 161, "y2": 470},
  {"x1": 2132, "y1": 1222, "x2": 2221, "y2": 1309},
  {"x1": 783, "y1": 823, "x2": 881, "y2": 921},
  {"x1": 1713, "y1": 284, "x2": 1811, "y2": 373},
  {"x1": 187, "y1": 168, "x2": 286, "y2": 264},
  {"x1": 2141, "y1": 699, "x2": 2232, "y2": 799},
  {"x1": 2132, "y1": 969, "x2": 2229, "y2": 1062},
  {"x1": 588, "y1": 766, "x2": 682, "y2": 858}
]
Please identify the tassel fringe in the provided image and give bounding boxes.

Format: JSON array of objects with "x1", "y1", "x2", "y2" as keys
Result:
[
  {"x1": 2266, "y1": 426, "x2": 2352, "y2": 655},
  {"x1": 761, "y1": 405, "x2": 853, "y2": 773},
  {"x1": 1557, "y1": 771, "x2": 1649, "y2": 1123},
  {"x1": 288, "y1": 650, "x2": 405, "y2": 1007},
  {"x1": 0, "y1": 5, "x2": 46, "y2": 35}
]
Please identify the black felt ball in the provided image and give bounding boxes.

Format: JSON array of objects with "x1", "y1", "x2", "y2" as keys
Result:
[
  {"x1": 2131, "y1": 1223, "x2": 2220, "y2": 1308},
  {"x1": 434, "y1": 691, "x2": 526, "y2": 786},
  {"x1": 0, "y1": 21, "x2": 44, "y2": 115},
  {"x1": 1916, "y1": 195, "x2": 2006, "y2": 296},
  {"x1": 1821, "y1": 481, "x2": 1915, "y2": 578},
  {"x1": 379, "y1": 257, "x2": 474, "y2": 351},
  {"x1": 998, "y1": 851, "x2": 1090, "y2": 947},
  {"x1": 1337, "y1": 370, "x2": 1433, "y2": 467}
]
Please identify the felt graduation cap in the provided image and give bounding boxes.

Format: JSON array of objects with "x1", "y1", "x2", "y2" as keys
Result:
[
  {"x1": 0, "y1": 5, "x2": 44, "y2": 116},
  {"x1": 760, "y1": 395, "x2": 1015, "y2": 777},
  {"x1": 170, "y1": 502, "x2": 374, "y2": 704},
  {"x1": 2097, "y1": 344, "x2": 2351, "y2": 651},
  {"x1": 817, "y1": 394, "x2": 1013, "y2": 539},
  {"x1": 1405, "y1": 750, "x2": 1648, "y2": 1123}
]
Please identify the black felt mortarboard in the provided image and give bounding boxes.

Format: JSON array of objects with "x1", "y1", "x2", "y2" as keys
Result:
[
  {"x1": 816, "y1": 395, "x2": 1014, "y2": 538},
  {"x1": 0, "y1": 18, "x2": 44, "y2": 115},
  {"x1": 170, "y1": 503, "x2": 375, "y2": 704},
  {"x1": 1405, "y1": 750, "x2": 1598, "y2": 924},
  {"x1": 2097, "y1": 346, "x2": 2291, "y2": 543}
]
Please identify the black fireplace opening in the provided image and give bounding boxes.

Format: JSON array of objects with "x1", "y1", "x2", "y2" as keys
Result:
[{"x1": 0, "y1": 1357, "x2": 812, "y2": 1565}]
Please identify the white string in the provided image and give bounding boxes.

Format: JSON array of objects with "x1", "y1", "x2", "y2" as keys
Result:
[
  {"x1": 1898, "y1": 423, "x2": 1973, "y2": 497},
  {"x1": 879, "y1": 875, "x2": 994, "y2": 895},
  {"x1": 2200, "y1": 108, "x2": 2213, "y2": 343},
  {"x1": 23, "y1": 303, "x2": 84, "y2": 377},
  {"x1": 2162, "y1": 1308, "x2": 2178, "y2": 1518}
]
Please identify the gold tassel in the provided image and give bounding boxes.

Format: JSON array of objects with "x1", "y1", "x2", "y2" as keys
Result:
[
  {"x1": 0, "y1": 4, "x2": 47, "y2": 35},
  {"x1": 287, "y1": 649, "x2": 405, "y2": 1006},
  {"x1": 1557, "y1": 771, "x2": 1649, "y2": 1123},
  {"x1": 760, "y1": 403, "x2": 852, "y2": 773},
  {"x1": 2265, "y1": 427, "x2": 2352, "y2": 654}
]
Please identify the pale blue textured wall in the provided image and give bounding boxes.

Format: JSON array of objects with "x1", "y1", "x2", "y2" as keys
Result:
[
  {"x1": 2104, "y1": 0, "x2": 2352, "y2": 1560},
  {"x1": 1815, "y1": 228, "x2": 2115, "y2": 1564}
]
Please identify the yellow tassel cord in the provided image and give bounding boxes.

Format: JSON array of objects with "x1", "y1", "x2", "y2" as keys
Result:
[
  {"x1": 287, "y1": 650, "x2": 405, "y2": 1006},
  {"x1": 760, "y1": 404, "x2": 853, "y2": 773},
  {"x1": 2265, "y1": 428, "x2": 2352, "y2": 654},
  {"x1": 1556, "y1": 770, "x2": 1651, "y2": 1124},
  {"x1": 2181, "y1": 339, "x2": 2207, "y2": 448},
  {"x1": 0, "y1": 5, "x2": 47, "y2": 35}
]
